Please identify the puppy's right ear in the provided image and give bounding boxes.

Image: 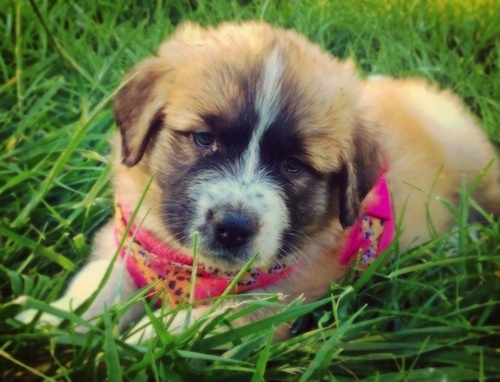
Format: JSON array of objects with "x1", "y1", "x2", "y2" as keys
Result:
[{"x1": 113, "y1": 59, "x2": 170, "y2": 167}]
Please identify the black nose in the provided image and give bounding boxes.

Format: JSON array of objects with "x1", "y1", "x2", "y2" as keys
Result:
[{"x1": 209, "y1": 209, "x2": 258, "y2": 250}]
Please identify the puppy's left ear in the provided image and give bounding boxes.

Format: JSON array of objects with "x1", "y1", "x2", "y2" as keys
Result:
[
  {"x1": 338, "y1": 121, "x2": 385, "y2": 228},
  {"x1": 113, "y1": 58, "x2": 170, "y2": 167}
]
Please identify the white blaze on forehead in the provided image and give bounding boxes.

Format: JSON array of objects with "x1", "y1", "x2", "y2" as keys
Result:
[{"x1": 241, "y1": 47, "x2": 284, "y2": 182}]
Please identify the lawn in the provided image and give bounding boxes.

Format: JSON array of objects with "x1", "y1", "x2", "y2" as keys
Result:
[{"x1": 1, "y1": 0, "x2": 499, "y2": 380}]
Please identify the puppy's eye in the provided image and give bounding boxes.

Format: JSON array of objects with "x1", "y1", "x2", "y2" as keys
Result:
[
  {"x1": 193, "y1": 132, "x2": 215, "y2": 148},
  {"x1": 283, "y1": 157, "x2": 303, "y2": 173}
]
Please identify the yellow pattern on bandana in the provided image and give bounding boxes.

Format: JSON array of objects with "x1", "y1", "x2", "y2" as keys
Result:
[{"x1": 359, "y1": 214, "x2": 386, "y2": 265}]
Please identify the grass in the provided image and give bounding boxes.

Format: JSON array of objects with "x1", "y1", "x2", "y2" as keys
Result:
[{"x1": 1, "y1": 0, "x2": 499, "y2": 380}]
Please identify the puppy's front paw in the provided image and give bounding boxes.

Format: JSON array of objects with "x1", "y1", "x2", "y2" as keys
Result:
[
  {"x1": 14, "y1": 295, "x2": 84, "y2": 328},
  {"x1": 17, "y1": 309, "x2": 65, "y2": 327}
]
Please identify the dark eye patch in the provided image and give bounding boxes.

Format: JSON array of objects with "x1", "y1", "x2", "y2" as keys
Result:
[
  {"x1": 200, "y1": 103, "x2": 258, "y2": 158},
  {"x1": 260, "y1": 118, "x2": 304, "y2": 167}
]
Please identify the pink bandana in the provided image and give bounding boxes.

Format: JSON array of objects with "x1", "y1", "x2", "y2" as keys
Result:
[
  {"x1": 115, "y1": 172, "x2": 394, "y2": 307},
  {"x1": 339, "y1": 172, "x2": 395, "y2": 266},
  {"x1": 115, "y1": 204, "x2": 296, "y2": 307}
]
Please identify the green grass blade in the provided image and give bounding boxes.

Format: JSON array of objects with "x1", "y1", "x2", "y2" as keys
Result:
[
  {"x1": 299, "y1": 306, "x2": 366, "y2": 382},
  {"x1": 251, "y1": 327, "x2": 274, "y2": 382},
  {"x1": 103, "y1": 308, "x2": 123, "y2": 382}
]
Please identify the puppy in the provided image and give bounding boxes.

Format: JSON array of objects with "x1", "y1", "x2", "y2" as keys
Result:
[{"x1": 19, "y1": 21, "x2": 500, "y2": 341}]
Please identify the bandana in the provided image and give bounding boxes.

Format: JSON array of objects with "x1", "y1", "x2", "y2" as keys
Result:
[
  {"x1": 115, "y1": 204, "x2": 297, "y2": 307},
  {"x1": 115, "y1": 172, "x2": 394, "y2": 307},
  {"x1": 339, "y1": 172, "x2": 395, "y2": 266}
]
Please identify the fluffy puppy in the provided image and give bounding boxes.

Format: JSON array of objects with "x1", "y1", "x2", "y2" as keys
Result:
[{"x1": 19, "y1": 21, "x2": 500, "y2": 341}]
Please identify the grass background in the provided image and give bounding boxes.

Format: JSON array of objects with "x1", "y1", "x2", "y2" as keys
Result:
[{"x1": 1, "y1": 0, "x2": 499, "y2": 380}]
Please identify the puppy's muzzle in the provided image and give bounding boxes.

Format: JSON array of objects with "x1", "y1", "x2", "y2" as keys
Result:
[
  {"x1": 207, "y1": 207, "x2": 259, "y2": 250},
  {"x1": 189, "y1": 175, "x2": 288, "y2": 265}
]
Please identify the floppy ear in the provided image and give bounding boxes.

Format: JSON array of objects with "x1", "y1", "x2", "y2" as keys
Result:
[
  {"x1": 338, "y1": 121, "x2": 385, "y2": 228},
  {"x1": 113, "y1": 58, "x2": 170, "y2": 167}
]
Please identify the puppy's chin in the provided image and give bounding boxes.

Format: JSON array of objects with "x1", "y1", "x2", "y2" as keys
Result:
[
  {"x1": 195, "y1": 249, "x2": 295, "y2": 274},
  {"x1": 197, "y1": 249, "x2": 266, "y2": 271}
]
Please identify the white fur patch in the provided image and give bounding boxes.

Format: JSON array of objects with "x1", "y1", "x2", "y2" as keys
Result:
[{"x1": 241, "y1": 47, "x2": 284, "y2": 182}]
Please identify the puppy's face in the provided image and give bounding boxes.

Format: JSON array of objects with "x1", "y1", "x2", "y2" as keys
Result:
[{"x1": 113, "y1": 22, "x2": 383, "y2": 270}]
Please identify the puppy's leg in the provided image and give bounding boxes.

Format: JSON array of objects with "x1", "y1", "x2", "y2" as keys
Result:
[
  {"x1": 17, "y1": 257, "x2": 142, "y2": 329},
  {"x1": 17, "y1": 223, "x2": 143, "y2": 328}
]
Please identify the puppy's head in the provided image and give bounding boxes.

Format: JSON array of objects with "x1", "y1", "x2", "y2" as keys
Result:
[{"x1": 113, "y1": 22, "x2": 383, "y2": 270}]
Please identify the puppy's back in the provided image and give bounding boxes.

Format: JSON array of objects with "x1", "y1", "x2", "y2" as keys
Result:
[{"x1": 361, "y1": 77, "x2": 499, "y2": 247}]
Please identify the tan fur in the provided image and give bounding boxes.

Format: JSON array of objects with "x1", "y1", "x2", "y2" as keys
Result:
[
  {"x1": 361, "y1": 77, "x2": 500, "y2": 249},
  {"x1": 19, "y1": 21, "x2": 499, "y2": 342}
]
